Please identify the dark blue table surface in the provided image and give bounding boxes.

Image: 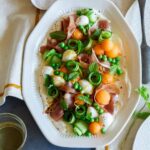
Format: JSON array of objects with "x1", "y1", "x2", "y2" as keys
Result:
[{"x1": 0, "y1": 97, "x2": 94, "y2": 150}]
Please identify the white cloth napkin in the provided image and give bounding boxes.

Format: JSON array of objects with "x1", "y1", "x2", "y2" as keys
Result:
[{"x1": 0, "y1": 0, "x2": 37, "y2": 105}]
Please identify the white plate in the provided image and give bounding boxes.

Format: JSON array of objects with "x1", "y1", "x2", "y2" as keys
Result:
[
  {"x1": 133, "y1": 116, "x2": 150, "y2": 150},
  {"x1": 22, "y1": 0, "x2": 141, "y2": 147}
]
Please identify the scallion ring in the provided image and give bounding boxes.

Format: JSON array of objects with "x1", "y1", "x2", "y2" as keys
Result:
[
  {"x1": 63, "y1": 111, "x2": 76, "y2": 124},
  {"x1": 88, "y1": 71, "x2": 102, "y2": 86},
  {"x1": 47, "y1": 85, "x2": 59, "y2": 98},
  {"x1": 66, "y1": 60, "x2": 79, "y2": 72},
  {"x1": 68, "y1": 39, "x2": 78, "y2": 49},
  {"x1": 98, "y1": 30, "x2": 112, "y2": 42},
  {"x1": 67, "y1": 39, "x2": 84, "y2": 54},
  {"x1": 75, "y1": 105, "x2": 86, "y2": 119}
]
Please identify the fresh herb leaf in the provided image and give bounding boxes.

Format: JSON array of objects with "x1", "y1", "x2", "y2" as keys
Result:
[
  {"x1": 60, "y1": 99, "x2": 68, "y2": 110},
  {"x1": 110, "y1": 64, "x2": 123, "y2": 75},
  {"x1": 78, "y1": 95, "x2": 92, "y2": 105},
  {"x1": 68, "y1": 72, "x2": 79, "y2": 81},
  {"x1": 43, "y1": 49, "x2": 56, "y2": 60},
  {"x1": 44, "y1": 75, "x2": 53, "y2": 87},
  {"x1": 135, "y1": 112, "x2": 150, "y2": 120},
  {"x1": 91, "y1": 29, "x2": 101, "y2": 40},
  {"x1": 135, "y1": 86, "x2": 150, "y2": 116},
  {"x1": 136, "y1": 86, "x2": 149, "y2": 101},
  {"x1": 50, "y1": 31, "x2": 66, "y2": 40},
  {"x1": 89, "y1": 62, "x2": 99, "y2": 73}
]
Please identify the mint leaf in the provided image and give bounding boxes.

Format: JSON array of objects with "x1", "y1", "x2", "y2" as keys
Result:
[
  {"x1": 89, "y1": 62, "x2": 99, "y2": 73},
  {"x1": 78, "y1": 95, "x2": 92, "y2": 105},
  {"x1": 136, "y1": 112, "x2": 150, "y2": 120},
  {"x1": 136, "y1": 86, "x2": 149, "y2": 101}
]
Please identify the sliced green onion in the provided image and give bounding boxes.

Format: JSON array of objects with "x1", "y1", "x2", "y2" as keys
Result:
[
  {"x1": 66, "y1": 60, "x2": 79, "y2": 72},
  {"x1": 67, "y1": 39, "x2": 84, "y2": 54},
  {"x1": 84, "y1": 38, "x2": 93, "y2": 51},
  {"x1": 60, "y1": 99, "x2": 68, "y2": 110},
  {"x1": 91, "y1": 29, "x2": 101, "y2": 40},
  {"x1": 98, "y1": 30, "x2": 112, "y2": 42},
  {"x1": 68, "y1": 39, "x2": 78, "y2": 49},
  {"x1": 50, "y1": 31, "x2": 66, "y2": 41},
  {"x1": 47, "y1": 85, "x2": 59, "y2": 98},
  {"x1": 75, "y1": 105, "x2": 86, "y2": 119},
  {"x1": 77, "y1": 95, "x2": 92, "y2": 105},
  {"x1": 44, "y1": 75, "x2": 53, "y2": 87},
  {"x1": 63, "y1": 111, "x2": 75, "y2": 124},
  {"x1": 88, "y1": 62, "x2": 99, "y2": 73},
  {"x1": 43, "y1": 49, "x2": 56, "y2": 60},
  {"x1": 73, "y1": 120, "x2": 88, "y2": 135},
  {"x1": 88, "y1": 72, "x2": 102, "y2": 86},
  {"x1": 68, "y1": 72, "x2": 79, "y2": 81}
]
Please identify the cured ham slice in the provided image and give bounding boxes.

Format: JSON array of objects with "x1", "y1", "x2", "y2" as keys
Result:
[
  {"x1": 46, "y1": 100, "x2": 64, "y2": 121},
  {"x1": 78, "y1": 53, "x2": 91, "y2": 69}
]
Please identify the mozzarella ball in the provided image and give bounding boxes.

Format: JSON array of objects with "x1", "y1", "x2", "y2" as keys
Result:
[
  {"x1": 53, "y1": 75, "x2": 66, "y2": 87},
  {"x1": 42, "y1": 66, "x2": 54, "y2": 77},
  {"x1": 99, "y1": 112, "x2": 114, "y2": 129},
  {"x1": 76, "y1": 15, "x2": 89, "y2": 26},
  {"x1": 62, "y1": 50, "x2": 77, "y2": 62},
  {"x1": 79, "y1": 80, "x2": 93, "y2": 94},
  {"x1": 64, "y1": 93, "x2": 73, "y2": 107},
  {"x1": 87, "y1": 107, "x2": 98, "y2": 118}
]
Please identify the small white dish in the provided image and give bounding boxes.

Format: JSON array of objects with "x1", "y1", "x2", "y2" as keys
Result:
[
  {"x1": 22, "y1": 0, "x2": 141, "y2": 147},
  {"x1": 133, "y1": 116, "x2": 150, "y2": 150},
  {"x1": 31, "y1": 0, "x2": 55, "y2": 10}
]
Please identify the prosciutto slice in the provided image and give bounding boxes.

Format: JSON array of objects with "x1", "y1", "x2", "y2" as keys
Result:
[
  {"x1": 104, "y1": 94, "x2": 118, "y2": 114},
  {"x1": 59, "y1": 85, "x2": 77, "y2": 94},
  {"x1": 96, "y1": 83, "x2": 120, "y2": 94},
  {"x1": 46, "y1": 100, "x2": 64, "y2": 121},
  {"x1": 78, "y1": 53, "x2": 92, "y2": 69},
  {"x1": 62, "y1": 14, "x2": 77, "y2": 40},
  {"x1": 40, "y1": 38, "x2": 63, "y2": 53},
  {"x1": 91, "y1": 50, "x2": 110, "y2": 69},
  {"x1": 99, "y1": 20, "x2": 110, "y2": 30}
]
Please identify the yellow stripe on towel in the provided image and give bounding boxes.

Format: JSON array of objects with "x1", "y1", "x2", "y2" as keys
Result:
[
  {"x1": 0, "y1": 83, "x2": 21, "y2": 97},
  {"x1": 105, "y1": 145, "x2": 110, "y2": 150}
]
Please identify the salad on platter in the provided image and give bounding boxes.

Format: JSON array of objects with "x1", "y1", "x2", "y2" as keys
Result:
[{"x1": 38, "y1": 8, "x2": 130, "y2": 136}]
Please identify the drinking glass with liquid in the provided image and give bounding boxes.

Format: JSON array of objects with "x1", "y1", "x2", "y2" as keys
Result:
[{"x1": 0, "y1": 113, "x2": 27, "y2": 150}]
